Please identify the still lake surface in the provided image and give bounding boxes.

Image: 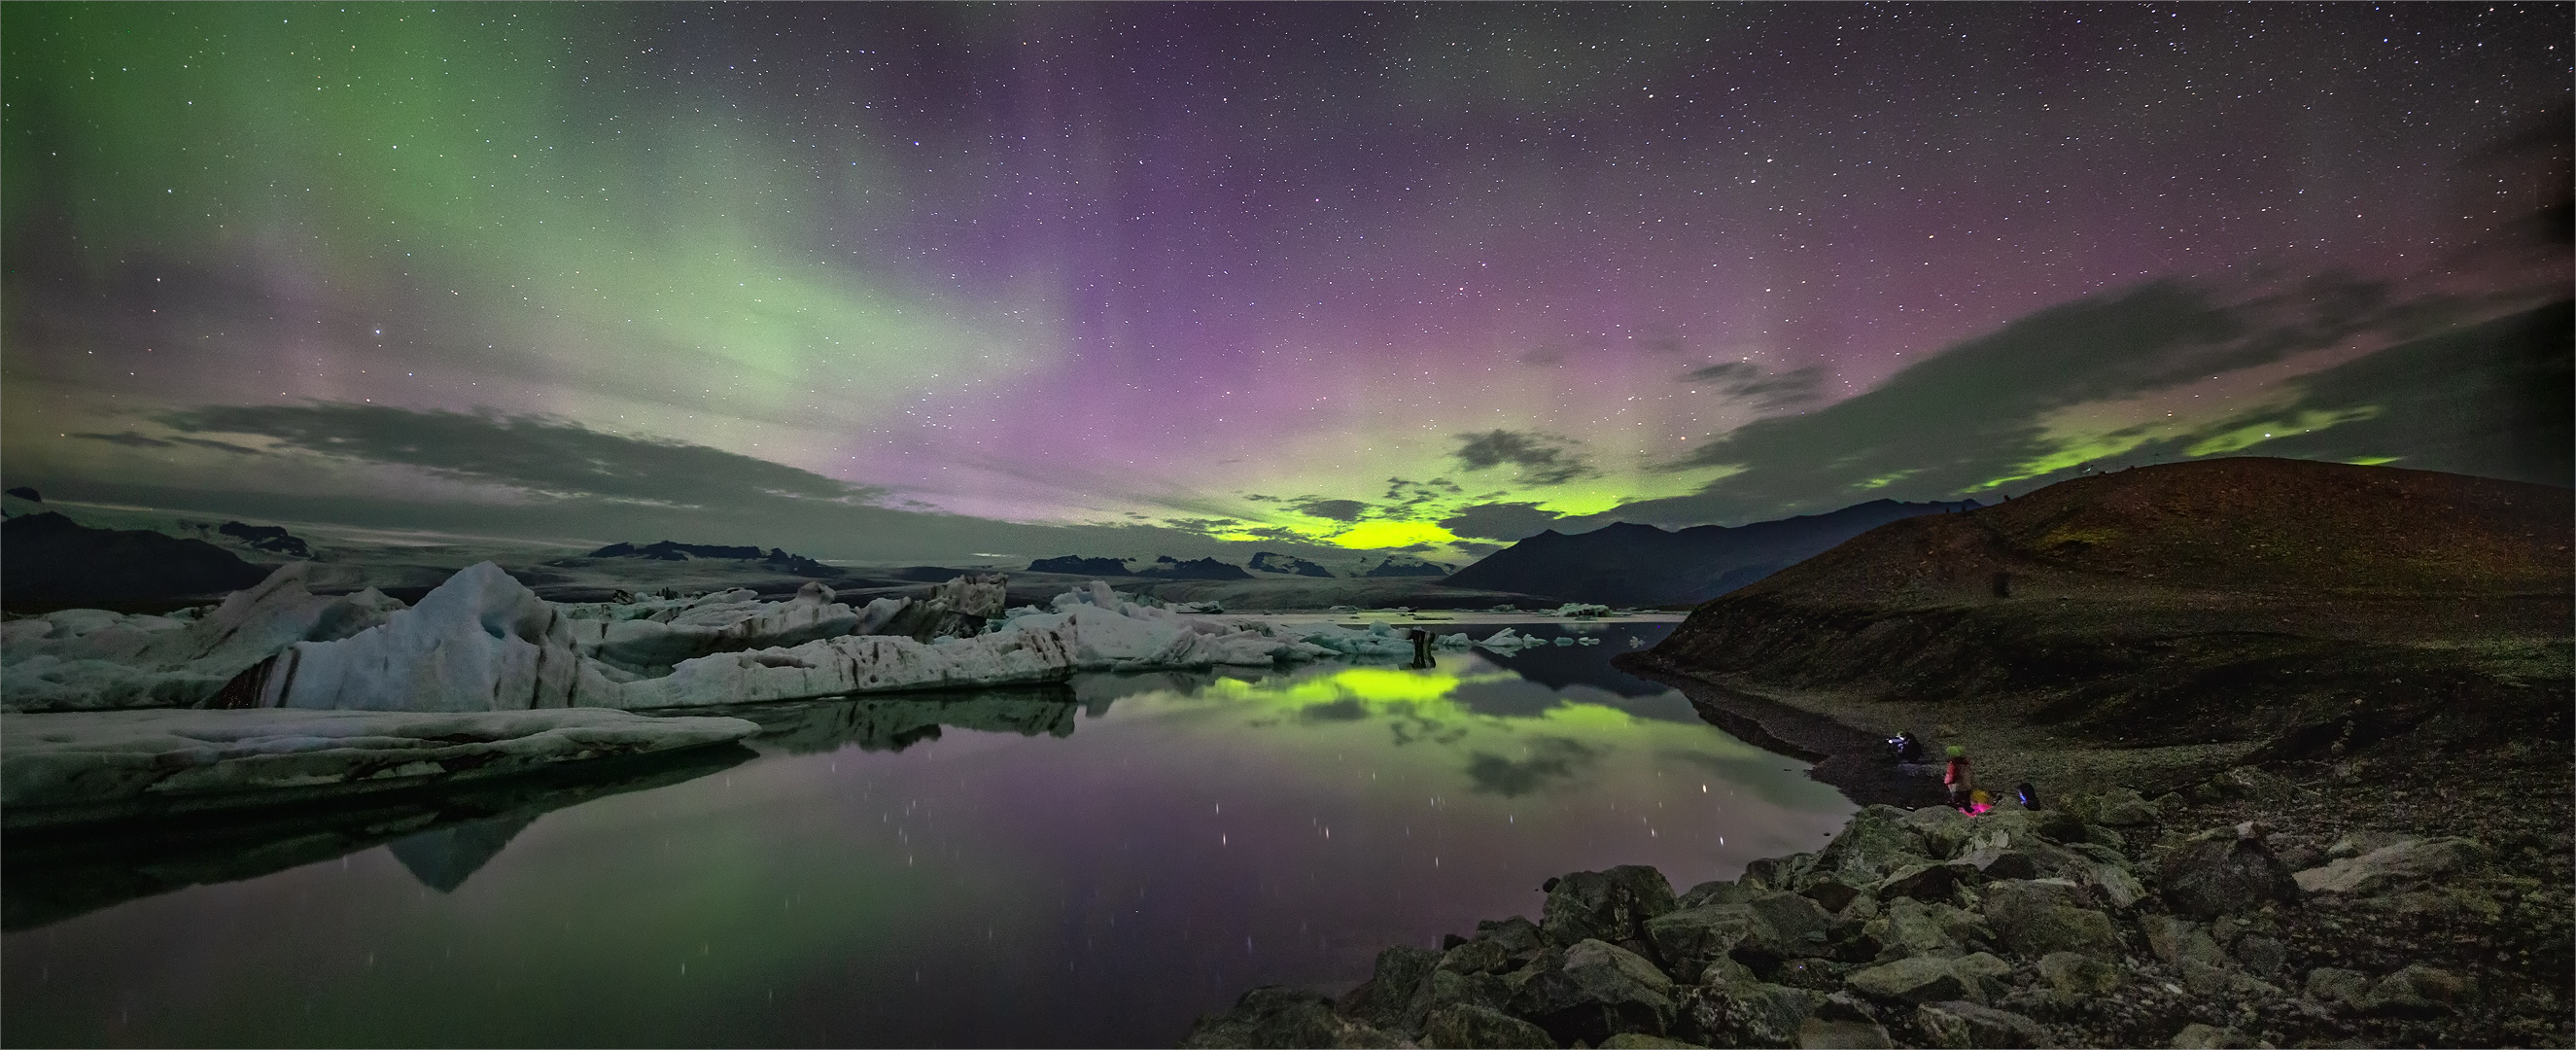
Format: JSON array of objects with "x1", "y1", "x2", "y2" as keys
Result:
[{"x1": 2, "y1": 621, "x2": 1856, "y2": 1047}]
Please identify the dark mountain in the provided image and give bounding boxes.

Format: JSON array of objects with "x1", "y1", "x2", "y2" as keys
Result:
[
  {"x1": 1137, "y1": 555, "x2": 1253, "y2": 580},
  {"x1": 5, "y1": 487, "x2": 39, "y2": 502},
  {"x1": 1027, "y1": 555, "x2": 1133, "y2": 576},
  {"x1": 1247, "y1": 551, "x2": 1335, "y2": 578},
  {"x1": 219, "y1": 521, "x2": 313, "y2": 559},
  {"x1": 1362, "y1": 556, "x2": 1452, "y2": 578},
  {"x1": 583, "y1": 540, "x2": 832, "y2": 577},
  {"x1": 1, "y1": 512, "x2": 272, "y2": 609},
  {"x1": 1443, "y1": 498, "x2": 1980, "y2": 607}
]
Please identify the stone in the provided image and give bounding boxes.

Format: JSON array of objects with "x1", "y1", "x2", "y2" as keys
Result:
[
  {"x1": 1802, "y1": 877, "x2": 1865, "y2": 914},
  {"x1": 2093, "y1": 788, "x2": 2162, "y2": 827},
  {"x1": 1508, "y1": 939, "x2": 1677, "y2": 1046},
  {"x1": 1844, "y1": 955, "x2": 1966, "y2": 1004},
  {"x1": 1599, "y1": 1035, "x2": 1706, "y2": 1049},
  {"x1": 1874, "y1": 860, "x2": 1975, "y2": 904},
  {"x1": 1423, "y1": 968, "x2": 1515, "y2": 1020},
  {"x1": 1979, "y1": 880, "x2": 2118, "y2": 959},
  {"x1": 2157, "y1": 834, "x2": 2299, "y2": 920},
  {"x1": 1646, "y1": 904, "x2": 1758, "y2": 983},
  {"x1": 1543, "y1": 866, "x2": 1679, "y2": 955},
  {"x1": 2031, "y1": 809, "x2": 2090, "y2": 845},
  {"x1": 1441, "y1": 937, "x2": 1519, "y2": 976},
  {"x1": 1815, "y1": 805, "x2": 1933, "y2": 885},
  {"x1": 1949, "y1": 953, "x2": 2012, "y2": 998},
  {"x1": 1738, "y1": 892, "x2": 1841, "y2": 961},
  {"x1": 2177, "y1": 959, "x2": 2277, "y2": 998},
  {"x1": 2293, "y1": 837, "x2": 2483, "y2": 896},
  {"x1": 2036, "y1": 951, "x2": 2120, "y2": 997},
  {"x1": 2232, "y1": 934, "x2": 2287, "y2": 979},
  {"x1": 2359, "y1": 962, "x2": 2475, "y2": 1016},
  {"x1": 1672, "y1": 979, "x2": 1814, "y2": 1049},
  {"x1": 1868, "y1": 897, "x2": 1992, "y2": 960},
  {"x1": 1914, "y1": 999, "x2": 2052, "y2": 1049},
  {"x1": 2324, "y1": 831, "x2": 2405, "y2": 859},
  {"x1": 2167, "y1": 1022, "x2": 2253, "y2": 1049},
  {"x1": 2303, "y1": 966, "x2": 2370, "y2": 1009},
  {"x1": 1796, "y1": 993, "x2": 1893, "y2": 1049},
  {"x1": 2079, "y1": 859, "x2": 2144, "y2": 909},
  {"x1": 1421, "y1": 1003, "x2": 1554, "y2": 1049},
  {"x1": 1744, "y1": 852, "x2": 1819, "y2": 893},
  {"x1": 1676, "y1": 879, "x2": 1756, "y2": 911},
  {"x1": 1477, "y1": 916, "x2": 1549, "y2": 963},
  {"x1": 2138, "y1": 916, "x2": 2226, "y2": 966},
  {"x1": 1338, "y1": 944, "x2": 1440, "y2": 1030},
  {"x1": 1183, "y1": 986, "x2": 1375, "y2": 1048}
]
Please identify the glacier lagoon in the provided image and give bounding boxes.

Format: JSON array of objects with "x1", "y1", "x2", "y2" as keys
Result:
[{"x1": 1, "y1": 621, "x2": 1856, "y2": 1047}]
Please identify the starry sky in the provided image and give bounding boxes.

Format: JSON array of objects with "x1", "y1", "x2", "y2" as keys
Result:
[{"x1": 4, "y1": 4, "x2": 2568, "y2": 564}]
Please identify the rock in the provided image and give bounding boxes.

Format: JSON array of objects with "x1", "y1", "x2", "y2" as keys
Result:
[
  {"x1": 1949, "y1": 953, "x2": 2010, "y2": 991},
  {"x1": 1542, "y1": 866, "x2": 1680, "y2": 955},
  {"x1": 2324, "y1": 831, "x2": 2406, "y2": 859},
  {"x1": 2138, "y1": 916, "x2": 2226, "y2": 966},
  {"x1": 1796, "y1": 993, "x2": 1892, "y2": 1049},
  {"x1": 1802, "y1": 877, "x2": 1865, "y2": 914},
  {"x1": 1338, "y1": 945, "x2": 1440, "y2": 1030},
  {"x1": 1743, "y1": 852, "x2": 1819, "y2": 892},
  {"x1": 1477, "y1": 916, "x2": 1549, "y2": 963},
  {"x1": 1185, "y1": 986, "x2": 1398, "y2": 1048},
  {"x1": 2303, "y1": 966, "x2": 2370, "y2": 1009},
  {"x1": 1979, "y1": 880, "x2": 2118, "y2": 959},
  {"x1": 2177, "y1": 959, "x2": 2277, "y2": 998},
  {"x1": 2031, "y1": 809, "x2": 2091, "y2": 845},
  {"x1": 1441, "y1": 937, "x2": 1519, "y2": 976},
  {"x1": 2157, "y1": 833, "x2": 2299, "y2": 920},
  {"x1": 2166, "y1": 1022, "x2": 2254, "y2": 1049},
  {"x1": 1508, "y1": 939, "x2": 1678, "y2": 1046},
  {"x1": 1874, "y1": 860, "x2": 1977, "y2": 904},
  {"x1": 1738, "y1": 892, "x2": 1840, "y2": 961},
  {"x1": 1672, "y1": 979, "x2": 1814, "y2": 1049},
  {"x1": 1867, "y1": 897, "x2": 1990, "y2": 960},
  {"x1": 2293, "y1": 837, "x2": 2483, "y2": 896},
  {"x1": 2036, "y1": 952, "x2": 2120, "y2": 996},
  {"x1": 1421, "y1": 1003, "x2": 1553, "y2": 1049},
  {"x1": 1645, "y1": 904, "x2": 1757, "y2": 983},
  {"x1": 2092, "y1": 788, "x2": 2162, "y2": 827},
  {"x1": 1676, "y1": 879, "x2": 1755, "y2": 911},
  {"x1": 1422, "y1": 968, "x2": 1514, "y2": 1021},
  {"x1": 1914, "y1": 999, "x2": 2052, "y2": 1049},
  {"x1": 1599, "y1": 1034, "x2": 1706, "y2": 1049},
  {"x1": 1816, "y1": 806, "x2": 1933, "y2": 885},
  {"x1": 2232, "y1": 934, "x2": 2286, "y2": 979},
  {"x1": 2359, "y1": 962, "x2": 2476, "y2": 1016},
  {"x1": 1844, "y1": 955, "x2": 1966, "y2": 1004}
]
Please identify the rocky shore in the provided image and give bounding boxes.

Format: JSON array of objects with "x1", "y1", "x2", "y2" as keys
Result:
[{"x1": 1185, "y1": 763, "x2": 2570, "y2": 1048}]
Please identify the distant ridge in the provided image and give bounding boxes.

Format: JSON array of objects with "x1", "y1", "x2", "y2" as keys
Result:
[
  {"x1": 1024, "y1": 555, "x2": 1252, "y2": 579},
  {"x1": 2, "y1": 512, "x2": 272, "y2": 608},
  {"x1": 1444, "y1": 498, "x2": 1979, "y2": 607},
  {"x1": 583, "y1": 541, "x2": 833, "y2": 578}
]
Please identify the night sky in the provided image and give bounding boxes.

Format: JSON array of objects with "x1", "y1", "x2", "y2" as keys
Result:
[{"x1": 5, "y1": 4, "x2": 2567, "y2": 564}]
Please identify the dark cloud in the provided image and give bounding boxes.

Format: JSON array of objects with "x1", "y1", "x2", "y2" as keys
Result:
[
  {"x1": 1289, "y1": 497, "x2": 1369, "y2": 522},
  {"x1": 1451, "y1": 430, "x2": 1597, "y2": 485},
  {"x1": 1683, "y1": 362, "x2": 1824, "y2": 408},
  {"x1": 1463, "y1": 737, "x2": 1597, "y2": 796},
  {"x1": 1438, "y1": 501, "x2": 1569, "y2": 541},
  {"x1": 160, "y1": 402, "x2": 885, "y2": 508},
  {"x1": 72, "y1": 431, "x2": 175, "y2": 449},
  {"x1": 1609, "y1": 277, "x2": 2482, "y2": 526}
]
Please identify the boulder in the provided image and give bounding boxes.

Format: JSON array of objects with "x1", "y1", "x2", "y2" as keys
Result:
[
  {"x1": 2167, "y1": 1022, "x2": 2254, "y2": 1049},
  {"x1": 1422, "y1": 968, "x2": 1515, "y2": 1022},
  {"x1": 2292, "y1": 837, "x2": 2482, "y2": 896},
  {"x1": 1477, "y1": 916, "x2": 1549, "y2": 963},
  {"x1": 1672, "y1": 979, "x2": 1815, "y2": 1049},
  {"x1": 1914, "y1": 999, "x2": 2052, "y2": 1049},
  {"x1": 1801, "y1": 877, "x2": 1865, "y2": 914},
  {"x1": 1440, "y1": 937, "x2": 1519, "y2": 976},
  {"x1": 1337, "y1": 945, "x2": 1440, "y2": 1030},
  {"x1": 1738, "y1": 892, "x2": 1840, "y2": 961},
  {"x1": 2302, "y1": 966, "x2": 2371, "y2": 1010},
  {"x1": 1507, "y1": 938, "x2": 1678, "y2": 1046},
  {"x1": 2177, "y1": 959, "x2": 2278, "y2": 998},
  {"x1": 1866, "y1": 897, "x2": 1992, "y2": 960},
  {"x1": 2092, "y1": 788, "x2": 2163, "y2": 828},
  {"x1": 1795, "y1": 993, "x2": 1893, "y2": 1049},
  {"x1": 1599, "y1": 1034, "x2": 1706, "y2": 1049},
  {"x1": 1742, "y1": 852, "x2": 1818, "y2": 892},
  {"x1": 2232, "y1": 935, "x2": 2287, "y2": 979},
  {"x1": 1541, "y1": 866, "x2": 1679, "y2": 956},
  {"x1": 1184, "y1": 986, "x2": 1400, "y2": 1048},
  {"x1": 1421, "y1": 1003, "x2": 1553, "y2": 1049},
  {"x1": 1676, "y1": 879, "x2": 1757, "y2": 911},
  {"x1": 1816, "y1": 806, "x2": 1933, "y2": 885},
  {"x1": 2359, "y1": 962, "x2": 2476, "y2": 1016},
  {"x1": 2138, "y1": 916, "x2": 2226, "y2": 966},
  {"x1": 1844, "y1": 955, "x2": 1967, "y2": 1004},
  {"x1": 1874, "y1": 860, "x2": 1977, "y2": 904},
  {"x1": 1646, "y1": 904, "x2": 1758, "y2": 983},
  {"x1": 2157, "y1": 833, "x2": 2298, "y2": 920},
  {"x1": 1978, "y1": 880, "x2": 2118, "y2": 959},
  {"x1": 2036, "y1": 951, "x2": 2120, "y2": 997}
]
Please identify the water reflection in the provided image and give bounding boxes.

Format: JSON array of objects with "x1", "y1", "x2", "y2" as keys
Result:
[{"x1": 1, "y1": 622, "x2": 1854, "y2": 1049}]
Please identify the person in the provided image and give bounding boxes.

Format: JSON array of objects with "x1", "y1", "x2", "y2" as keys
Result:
[
  {"x1": 1408, "y1": 627, "x2": 1435, "y2": 669},
  {"x1": 1944, "y1": 745, "x2": 1975, "y2": 811},
  {"x1": 1897, "y1": 732, "x2": 1927, "y2": 763},
  {"x1": 2016, "y1": 781, "x2": 2041, "y2": 810}
]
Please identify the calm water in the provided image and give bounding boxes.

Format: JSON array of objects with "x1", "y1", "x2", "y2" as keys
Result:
[{"x1": 1, "y1": 622, "x2": 1855, "y2": 1047}]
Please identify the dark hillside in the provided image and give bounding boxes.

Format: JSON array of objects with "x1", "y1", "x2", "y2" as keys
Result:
[{"x1": 1443, "y1": 498, "x2": 1979, "y2": 607}]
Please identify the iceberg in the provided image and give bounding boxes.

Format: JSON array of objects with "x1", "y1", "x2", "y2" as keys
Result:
[
  {"x1": 1, "y1": 707, "x2": 759, "y2": 828},
  {"x1": 1, "y1": 563, "x2": 407, "y2": 712}
]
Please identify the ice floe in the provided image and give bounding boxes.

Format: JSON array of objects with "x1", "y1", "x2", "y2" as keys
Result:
[
  {"x1": 1, "y1": 707, "x2": 759, "y2": 827},
  {"x1": 2, "y1": 563, "x2": 407, "y2": 712}
]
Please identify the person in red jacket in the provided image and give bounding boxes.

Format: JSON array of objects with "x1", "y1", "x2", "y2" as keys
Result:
[{"x1": 1944, "y1": 745, "x2": 1975, "y2": 811}]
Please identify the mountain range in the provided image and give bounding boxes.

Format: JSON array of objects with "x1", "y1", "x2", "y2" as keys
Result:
[{"x1": 1440, "y1": 497, "x2": 1981, "y2": 607}]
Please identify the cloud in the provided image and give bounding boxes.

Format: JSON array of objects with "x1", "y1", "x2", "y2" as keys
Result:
[
  {"x1": 1609, "y1": 276, "x2": 2540, "y2": 526},
  {"x1": 159, "y1": 402, "x2": 886, "y2": 508},
  {"x1": 72, "y1": 431, "x2": 265, "y2": 455},
  {"x1": 1451, "y1": 429, "x2": 1597, "y2": 485},
  {"x1": 1683, "y1": 362, "x2": 1825, "y2": 408},
  {"x1": 1438, "y1": 501, "x2": 1568, "y2": 541},
  {"x1": 1289, "y1": 497, "x2": 1369, "y2": 522}
]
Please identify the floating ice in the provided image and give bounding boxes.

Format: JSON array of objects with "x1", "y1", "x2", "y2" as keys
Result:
[{"x1": 2, "y1": 563, "x2": 406, "y2": 712}]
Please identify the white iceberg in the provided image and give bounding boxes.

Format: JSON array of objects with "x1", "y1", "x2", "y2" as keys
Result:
[
  {"x1": 2, "y1": 706, "x2": 758, "y2": 827},
  {"x1": 1475, "y1": 627, "x2": 1554, "y2": 652},
  {"x1": 2, "y1": 564, "x2": 407, "y2": 712}
]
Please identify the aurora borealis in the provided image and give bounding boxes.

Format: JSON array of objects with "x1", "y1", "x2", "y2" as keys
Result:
[{"x1": 4, "y1": 4, "x2": 2568, "y2": 564}]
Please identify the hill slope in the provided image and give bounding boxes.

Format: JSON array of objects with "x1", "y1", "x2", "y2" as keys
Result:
[{"x1": 1443, "y1": 498, "x2": 1979, "y2": 607}]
